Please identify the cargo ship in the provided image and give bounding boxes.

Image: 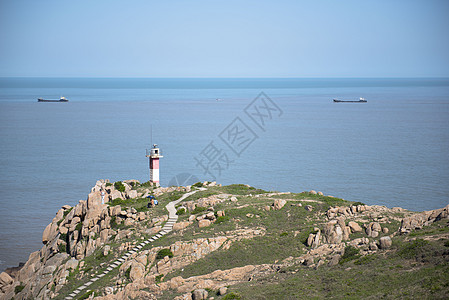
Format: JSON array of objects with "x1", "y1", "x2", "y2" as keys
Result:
[
  {"x1": 37, "y1": 97, "x2": 69, "y2": 102},
  {"x1": 333, "y1": 97, "x2": 367, "y2": 103}
]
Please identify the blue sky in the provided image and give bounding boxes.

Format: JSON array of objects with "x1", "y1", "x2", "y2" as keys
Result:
[{"x1": 0, "y1": 0, "x2": 448, "y2": 78}]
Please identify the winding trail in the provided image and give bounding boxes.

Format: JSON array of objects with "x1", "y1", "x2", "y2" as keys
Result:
[{"x1": 65, "y1": 188, "x2": 203, "y2": 300}]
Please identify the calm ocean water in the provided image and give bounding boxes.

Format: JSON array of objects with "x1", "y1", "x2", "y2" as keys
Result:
[{"x1": 1, "y1": 78, "x2": 448, "y2": 270}]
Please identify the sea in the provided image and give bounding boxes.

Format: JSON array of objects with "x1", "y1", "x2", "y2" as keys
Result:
[{"x1": 0, "y1": 77, "x2": 448, "y2": 271}]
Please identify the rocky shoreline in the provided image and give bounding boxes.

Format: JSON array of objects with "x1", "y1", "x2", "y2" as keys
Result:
[{"x1": 1, "y1": 181, "x2": 448, "y2": 300}]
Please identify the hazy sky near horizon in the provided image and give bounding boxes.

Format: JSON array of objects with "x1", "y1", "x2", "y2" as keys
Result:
[{"x1": 0, "y1": 0, "x2": 448, "y2": 78}]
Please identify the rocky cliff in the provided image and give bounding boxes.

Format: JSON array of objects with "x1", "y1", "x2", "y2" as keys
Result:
[{"x1": 1, "y1": 181, "x2": 448, "y2": 299}]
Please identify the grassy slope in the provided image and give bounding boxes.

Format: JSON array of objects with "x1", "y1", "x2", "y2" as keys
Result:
[
  {"x1": 53, "y1": 183, "x2": 449, "y2": 299},
  {"x1": 228, "y1": 232, "x2": 449, "y2": 299},
  {"x1": 158, "y1": 185, "x2": 449, "y2": 299}
]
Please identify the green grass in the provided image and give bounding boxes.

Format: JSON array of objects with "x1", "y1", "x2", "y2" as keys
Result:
[
  {"x1": 192, "y1": 206, "x2": 207, "y2": 214},
  {"x1": 222, "y1": 292, "x2": 242, "y2": 299},
  {"x1": 176, "y1": 207, "x2": 186, "y2": 215},
  {"x1": 78, "y1": 290, "x2": 95, "y2": 299},
  {"x1": 339, "y1": 245, "x2": 361, "y2": 264},
  {"x1": 275, "y1": 192, "x2": 350, "y2": 209},
  {"x1": 218, "y1": 184, "x2": 269, "y2": 195},
  {"x1": 156, "y1": 248, "x2": 174, "y2": 259},
  {"x1": 226, "y1": 241, "x2": 449, "y2": 299}
]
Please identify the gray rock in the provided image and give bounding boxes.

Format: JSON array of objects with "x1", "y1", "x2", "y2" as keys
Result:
[
  {"x1": 379, "y1": 236, "x2": 392, "y2": 249},
  {"x1": 42, "y1": 222, "x2": 59, "y2": 244},
  {"x1": 205, "y1": 212, "x2": 215, "y2": 220},
  {"x1": 0, "y1": 272, "x2": 13, "y2": 289},
  {"x1": 303, "y1": 255, "x2": 314, "y2": 266},
  {"x1": 105, "y1": 286, "x2": 114, "y2": 295},
  {"x1": 323, "y1": 222, "x2": 343, "y2": 244},
  {"x1": 328, "y1": 254, "x2": 340, "y2": 266},
  {"x1": 348, "y1": 221, "x2": 363, "y2": 233},
  {"x1": 192, "y1": 288, "x2": 208, "y2": 300},
  {"x1": 218, "y1": 286, "x2": 228, "y2": 296},
  {"x1": 273, "y1": 199, "x2": 287, "y2": 210},
  {"x1": 65, "y1": 259, "x2": 79, "y2": 270},
  {"x1": 43, "y1": 265, "x2": 56, "y2": 275}
]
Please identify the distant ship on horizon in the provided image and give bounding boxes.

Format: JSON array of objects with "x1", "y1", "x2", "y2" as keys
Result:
[
  {"x1": 333, "y1": 97, "x2": 367, "y2": 103},
  {"x1": 37, "y1": 97, "x2": 69, "y2": 102}
]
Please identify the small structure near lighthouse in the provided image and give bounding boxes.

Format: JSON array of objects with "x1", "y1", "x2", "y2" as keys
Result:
[{"x1": 146, "y1": 144, "x2": 163, "y2": 186}]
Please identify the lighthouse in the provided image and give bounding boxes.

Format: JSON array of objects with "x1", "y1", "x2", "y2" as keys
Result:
[{"x1": 146, "y1": 144, "x2": 163, "y2": 186}]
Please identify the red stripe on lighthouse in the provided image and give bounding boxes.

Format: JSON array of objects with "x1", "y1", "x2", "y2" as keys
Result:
[{"x1": 150, "y1": 158, "x2": 159, "y2": 169}]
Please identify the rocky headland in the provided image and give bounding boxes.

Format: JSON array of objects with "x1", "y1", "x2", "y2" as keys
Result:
[{"x1": 1, "y1": 181, "x2": 448, "y2": 299}]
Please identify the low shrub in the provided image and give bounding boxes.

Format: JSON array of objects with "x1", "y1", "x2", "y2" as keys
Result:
[
  {"x1": 192, "y1": 206, "x2": 207, "y2": 214},
  {"x1": 223, "y1": 292, "x2": 242, "y2": 300},
  {"x1": 354, "y1": 254, "x2": 375, "y2": 265},
  {"x1": 79, "y1": 290, "x2": 94, "y2": 300},
  {"x1": 59, "y1": 233, "x2": 67, "y2": 241},
  {"x1": 58, "y1": 243, "x2": 66, "y2": 253},
  {"x1": 75, "y1": 223, "x2": 83, "y2": 232},
  {"x1": 155, "y1": 274, "x2": 164, "y2": 283},
  {"x1": 63, "y1": 207, "x2": 73, "y2": 218},
  {"x1": 215, "y1": 216, "x2": 230, "y2": 224},
  {"x1": 14, "y1": 284, "x2": 25, "y2": 294},
  {"x1": 140, "y1": 181, "x2": 154, "y2": 188},
  {"x1": 105, "y1": 182, "x2": 112, "y2": 187},
  {"x1": 340, "y1": 245, "x2": 361, "y2": 264},
  {"x1": 124, "y1": 267, "x2": 131, "y2": 280},
  {"x1": 352, "y1": 201, "x2": 365, "y2": 206},
  {"x1": 156, "y1": 248, "x2": 174, "y2": 259},
  {"x1": 176, "y1": 208, "x2": 186, "y2": 215},
  {"x1": 114, "y1": 181, "x2": 126, "y2": 192},
  {"x1": 192, "y1": 182, "x2": 203, "y2": 188}
]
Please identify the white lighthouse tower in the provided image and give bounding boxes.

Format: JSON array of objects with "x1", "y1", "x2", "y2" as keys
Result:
[{"x1": 146, "y1": 144, "x2": 163, "y2": 186}]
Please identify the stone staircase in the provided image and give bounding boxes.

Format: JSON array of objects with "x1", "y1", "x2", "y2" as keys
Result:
[{"x1": 65, "y1": 189, "x2": 202, "y2": 299}]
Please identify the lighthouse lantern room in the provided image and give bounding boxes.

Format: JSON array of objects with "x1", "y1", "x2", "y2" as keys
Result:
[{"x1": 146, "y1": 144, "x2": 163, "y2": 186}]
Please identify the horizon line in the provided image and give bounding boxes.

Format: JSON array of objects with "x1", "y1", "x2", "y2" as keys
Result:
[{"x1": 1, "y1": 76, "x2": 449, "y2": 79}]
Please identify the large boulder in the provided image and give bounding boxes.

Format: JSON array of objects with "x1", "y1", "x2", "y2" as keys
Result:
[
  {"x1": 127, "y1": 190, "x2": 138, "y2": 199},
  {"x1": 306, "y1": 229, "x2": 321, "y2": 248},
  {"x1": 366, "y1": 222, "x2": 381, "y2": 238},
  {"x1": 379, "y1": 236, "x2": 392, "y2": 249},
  {"x1": 110, "y1": 190, "x2": 123, "y2": 201},
  {"x1": 198, "y1": 219, "x2": 211, "y2": 228},
  {"x1": 218, "y1": 287, "x2": 228, "y2": 296},
  {"x1": 73, "y1": 200, "x2": 87, "y2": 217},
  {"x1": 323, "y1": 221, "x2": 343, "y2": 244},
  {"x1": 130, "y1": 262, "x2": 145, "y2": 281},
  {"x1": 192, "y1": 289, "x2": 208, "y2": 300},
  {"x1": 42, "y1": 222, "x2": 59, "y2": 244},
  {"x1": 0, "y1": 272, "x2": 13, "y2": 292},
  {"x1": 348, "y1": 221, "x2": 363, "y2": 233},
  {"x1": 87, "y1": 191, "x2": 102, "y2": 209},
  {"x1": 173, "y1": 221, "x2": 190, "y2": 231},
  {"x1": 273, "y1": 199, "x2": 287, "y2": 210}
]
